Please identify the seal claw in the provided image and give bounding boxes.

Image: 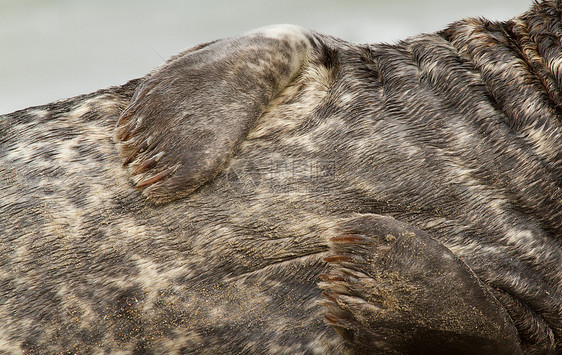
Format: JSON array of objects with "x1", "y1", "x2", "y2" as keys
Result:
[
  {"x1": 136, "y1": 167, "x2": 176, "y2": 188},
  {"x1": 319, "y1": 273, "x2": 348, "y2": 283},
  {"x1": 321, "y1": 273, "x2": 359, "y2": 284},
  {"x1": 124, "y1": 140, "x2": 149, "y2": 166},
  {"x1": 323, "y1": 255, "x2": 353, "y2": 263},
  {"x1": 330, "y1": 234, "x2": 369, "y2": 244},
  {"x1": 323, "y1": 254, "x2": 365, "y2": 265},
  {"x1": 324, "y1": 313, "x2": 353, "y2": 329},
  {"x1": 131, "y1": 156, "x2": 157, "y2": 176},
  {"x1": 123, "y1": 119, "x2": 142, "y2": 142}
]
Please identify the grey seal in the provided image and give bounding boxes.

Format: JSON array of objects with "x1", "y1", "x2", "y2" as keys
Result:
[{"x1": 1, "y1": 1, "x2": 561, "y2": 354}]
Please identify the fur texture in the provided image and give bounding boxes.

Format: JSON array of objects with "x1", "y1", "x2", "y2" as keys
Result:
[{"x1": 1, "y1": 1, "x2": 561, "y2": 354}]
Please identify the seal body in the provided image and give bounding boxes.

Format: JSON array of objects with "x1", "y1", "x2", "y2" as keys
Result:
[{"x1": 1, "y1": 2, "x2": 561, "y2": 354}]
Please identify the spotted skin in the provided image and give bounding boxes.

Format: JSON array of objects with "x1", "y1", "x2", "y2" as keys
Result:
[{"x1": 1, "y1": 1, "x2": 562, "y2": 354}]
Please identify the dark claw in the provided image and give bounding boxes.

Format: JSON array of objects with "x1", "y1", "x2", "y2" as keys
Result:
[
  {"x1": 324, "y1": 313, "x2": 353, "y2": 329},
  {"x1": 319, "y1": 273, "x2": 358, "y2": 284},
  {"x1": 131, "y1": 156, "x2": 157, "y2": 175},
  {"x1": 323, "y1": 255, "x2": 353, "y2": 263},
  {"x1": 136, "y1": 166, "x2": 176, "y2": 188},
  {"x1": 322, "y1": 290, "x2": 339, "y2": 302},
  {"x1": 123, "y1": 139, "x2": 150, "y2": 166},
  {"x1": 120, "y1": 121, "x2": 138, "y2": 142},
  {"x1": 330, "y1": 234, "x2": 368, "y2": 244},
  {"x1": 323, "y1": 254, "x2": 365, "y2": 264},
  {"x1": 319, "y1": 273, "x2": 347, "y2": 282}
]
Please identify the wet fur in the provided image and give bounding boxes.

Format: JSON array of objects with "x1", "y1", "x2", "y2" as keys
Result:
[{"x1": 1, "y1": 1, "x2": 561, "y2": 354}]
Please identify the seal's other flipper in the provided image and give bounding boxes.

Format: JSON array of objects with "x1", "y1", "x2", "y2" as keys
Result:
[
  {"x1": 115, "y1": 25, "x2": 314, "y2": 203},
  {"x1": 320, "y1": 214, "x2": 523, "y2": 355}
]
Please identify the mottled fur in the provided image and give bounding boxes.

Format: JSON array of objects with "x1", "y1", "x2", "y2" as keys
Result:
[{"x1": 1, "y1": 1, "x2": 561, "y2": 354}]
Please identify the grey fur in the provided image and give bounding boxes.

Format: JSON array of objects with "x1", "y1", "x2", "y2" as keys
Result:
[{"x1": 1, "y1": 2, "x2": 561, "y2": 354}]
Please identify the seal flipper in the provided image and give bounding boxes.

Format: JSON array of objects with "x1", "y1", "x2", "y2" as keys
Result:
[
  {"x1": 319, "y1": 214, "x2": 523, "y2": 355},
  {"x1": 115, "y1": 25, "x2": 314, "y2": 203}
]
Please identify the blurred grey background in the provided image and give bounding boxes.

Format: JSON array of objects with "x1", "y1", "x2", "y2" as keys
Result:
[{"x1": 1, "y1": 0, "x2": 532, "y2": 114}]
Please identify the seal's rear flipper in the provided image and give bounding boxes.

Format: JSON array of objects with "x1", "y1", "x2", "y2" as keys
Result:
[
  {"x1": 319, "y1": 214, "x2": 523, "y2": 354},
  {"x1": 115, "y1": 25, "x2": 315, "y2": 203}
]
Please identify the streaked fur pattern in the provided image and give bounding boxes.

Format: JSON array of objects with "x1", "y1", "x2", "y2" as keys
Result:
[{"x1": 1, "y1": 1, "x2": 561, "y2": 353}]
